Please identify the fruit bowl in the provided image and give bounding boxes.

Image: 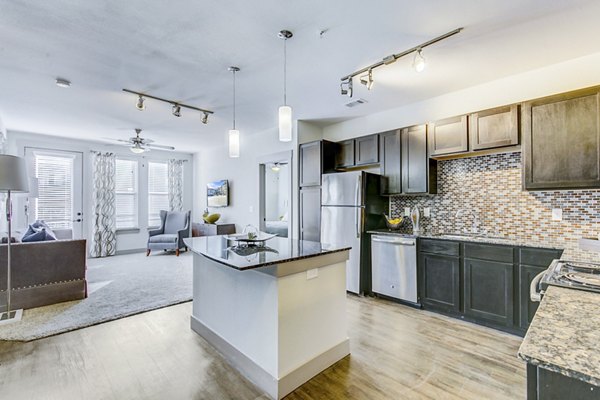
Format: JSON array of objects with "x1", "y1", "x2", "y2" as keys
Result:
[{"x1": 384, "y1": 214, "x2": 404, "y2": 230}]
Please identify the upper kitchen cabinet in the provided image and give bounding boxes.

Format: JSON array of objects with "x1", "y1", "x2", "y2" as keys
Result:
[
  {"x1": 379, "y1": 130, "x2": 401, "y2": 195},
  {"x1": 469, "y1": 105, "x2": 520, "y2": 151},
  {"x1": 402, "y1": 124, "x2": 437, "y2": 194},
  {"x1": 428, "y1": 115, "x2": 469, "y2": 156},
  {"x1": 299, "y1": 140, "x2": 337, "y2": 187},
  {"x1": 355, "y1": 135, "x2": 379, "y2": 165},
  {"x1": 522, "y1": 87, "x2": 600, "y2": 190},
  {"x1": 335, "y1": 139, "x2": 355, "y2": 168}
]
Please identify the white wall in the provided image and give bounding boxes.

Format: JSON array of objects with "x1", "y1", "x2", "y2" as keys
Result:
[
  {"x1": 323, "y1": 51, "x2": 600, "y2": 141},
  {"x1": 6, "y1": 131, "x2": 193, "y2": 253}
]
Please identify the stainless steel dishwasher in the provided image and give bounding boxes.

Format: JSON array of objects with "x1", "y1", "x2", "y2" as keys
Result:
[{"x1": 371, "y1": 235, "x2": 418, "y2": 304}]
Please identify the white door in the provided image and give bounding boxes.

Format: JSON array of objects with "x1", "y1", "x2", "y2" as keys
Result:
[{"x1": 25, "y1": 148, "x2": 84, "y2": 239}]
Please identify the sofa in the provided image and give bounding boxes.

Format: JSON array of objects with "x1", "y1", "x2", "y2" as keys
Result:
[{"x1": 0, "y1": 238, "x2": 87, "y2": 311}]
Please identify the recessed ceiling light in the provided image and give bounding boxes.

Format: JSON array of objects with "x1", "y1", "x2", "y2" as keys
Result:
[{"x1": 55, "y1": 78, "x2": 71, "y2": 88}]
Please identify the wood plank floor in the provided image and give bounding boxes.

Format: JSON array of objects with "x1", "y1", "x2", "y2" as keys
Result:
[{"x1": 0, "y1": 295, "x2": 525, "y2": 399}]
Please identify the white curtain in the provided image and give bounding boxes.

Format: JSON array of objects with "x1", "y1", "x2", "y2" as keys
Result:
[
  {"x1": 90, "y1": 152, "x2": 116, "y2": 258},
  {"x1": 168, "y1": 159, "x2": 184, "y2": 212}
]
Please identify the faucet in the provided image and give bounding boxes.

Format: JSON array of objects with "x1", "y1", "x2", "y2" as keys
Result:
[{"x1": 455, "y1": 209, "x2": 481, "y2": 235}]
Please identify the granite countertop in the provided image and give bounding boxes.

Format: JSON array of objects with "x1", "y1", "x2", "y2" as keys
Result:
[
  {"x1": 518, "y1": 285, "x2": 600, "y2": 387},
  {"x1": 184, "y1": 236, "x2": 351, "y2": 271}
]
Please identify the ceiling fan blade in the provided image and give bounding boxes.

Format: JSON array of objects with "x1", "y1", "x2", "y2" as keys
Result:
[
  {"x1": 140, "y1": 138, "x2": 155, "y2": 144},
  {"x1": 146, "y1": 143, "x2": 175, "y2": 150},
  {"x1": 101, "y1": 137, "x2": 131, "y2": 143}
]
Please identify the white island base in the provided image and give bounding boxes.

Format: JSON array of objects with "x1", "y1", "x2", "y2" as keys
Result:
[{"x1": 190, "y1": 250, "x2": 350, "y2": 399}]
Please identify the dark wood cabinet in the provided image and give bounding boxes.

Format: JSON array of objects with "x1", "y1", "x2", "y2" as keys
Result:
[
  {"x1": 463, "y1": 258, "x2": 514, "y2": 326},
  {"x1": 420, "y1": 253, "x2": 460, "y2": 313},
  {"x1": 402, "y1": 124, "x2": 437, "y2": 194},
  {"x1": 527, "y1": 364, "x2": 600, "y2": 400},
  {"x1": 355, "y1": 135, "x2": 379, "y2": 165},
  {"x1": 428, "y1": 115, "x2": 469, "y2": 156},
  {"x1": 469, "y1": 105, "x2": 520, "y2": 151},
  {"x1": 335, "y1": 139, "x2": 355, "y2": 168},
  {"x1": 299, "y1": 140, "x2": 337, "y2": 187},
  {"x1": 522, "y1": 87, "x2": 600, "y2": 190},
  {"x1": 192, "y1": 223, "x2": 235, "y2": 237},
  {"x1": 299, "y1": 186, "x2": 321, "y2": 242},
  {"x1": 379, "y1": 130, "x2": 401, "y2": 194}
]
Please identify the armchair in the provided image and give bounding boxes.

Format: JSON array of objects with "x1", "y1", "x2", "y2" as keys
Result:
[{"x1": 147, "y1": 210, "x2": 191, "y2": 256}]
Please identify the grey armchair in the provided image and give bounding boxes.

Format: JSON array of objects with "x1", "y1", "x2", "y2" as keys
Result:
[{"x1": 147, "y1": 210, "x2": 191, "y2": 256}]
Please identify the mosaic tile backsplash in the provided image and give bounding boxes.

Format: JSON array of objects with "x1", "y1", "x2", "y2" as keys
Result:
[{"x1": 390, "y1": 152, "x2": 600, "y2": 257}]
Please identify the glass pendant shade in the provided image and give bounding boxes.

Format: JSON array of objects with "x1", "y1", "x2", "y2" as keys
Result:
[
  {"x1": 278, "y1": 105, "x2": 292, "y2": 142},
  {"x1": 229, "y1": 129, "x2": 240, "y2": 158}
]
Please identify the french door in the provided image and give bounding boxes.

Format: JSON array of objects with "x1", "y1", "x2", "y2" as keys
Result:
[{"x1": 24, "y1": 148, "x2": 84, "y2": 239}]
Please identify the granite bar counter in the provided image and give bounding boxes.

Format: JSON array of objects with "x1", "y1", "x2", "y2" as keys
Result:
[{"x1": 184, "y1": 236, "x2": 351, "y2": 400}]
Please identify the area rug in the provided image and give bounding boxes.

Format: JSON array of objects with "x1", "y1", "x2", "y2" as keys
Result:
[{"x1": 0, "y1": 251, "x2": 193, "y2": 341}]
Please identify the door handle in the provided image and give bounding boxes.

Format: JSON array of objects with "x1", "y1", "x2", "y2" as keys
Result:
[
  {"x1": 372, "y1": 238, "x2": 415, "y2": 245},
  {"x1": 73, "y1": 219, "x2": 82, "y2": 222}
]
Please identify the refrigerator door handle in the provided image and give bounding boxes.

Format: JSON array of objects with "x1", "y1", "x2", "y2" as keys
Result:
[{"x1": 355, "y1": 175, "x2": 361, "y2": 238}]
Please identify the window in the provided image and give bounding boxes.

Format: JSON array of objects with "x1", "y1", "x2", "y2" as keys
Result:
[
  {"x1": 115, "y1": 159, "x2": 138, "y2": 229},
  {"x1": 148, "y1": 161, "x2": 169, "y2": 227},
  {"x1": 34, "y1": 153, "x2": 74, "y2": 229}
]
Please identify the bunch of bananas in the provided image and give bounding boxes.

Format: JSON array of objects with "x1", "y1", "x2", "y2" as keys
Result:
[{"x1": 386, "y1": 217, "x2": 403, "y2": 225}]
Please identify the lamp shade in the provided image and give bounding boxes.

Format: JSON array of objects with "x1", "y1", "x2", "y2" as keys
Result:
[
  {"x1": 28, "y1": 177, "x2": 39, "y2": 198},
  {"x1": 0, "y1": 155, "x2": 29, "y2": 192},
  {"x1": 229, "y1": 129, "x2": 240, "y2": 158},
  {"x1": 278, "y1": 105, "x2": 292, "y2": 142}
]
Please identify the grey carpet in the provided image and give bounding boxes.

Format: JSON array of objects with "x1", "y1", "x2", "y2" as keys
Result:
[{"x1": 0, "y1": 251, "x2": 192, "y2": 341}]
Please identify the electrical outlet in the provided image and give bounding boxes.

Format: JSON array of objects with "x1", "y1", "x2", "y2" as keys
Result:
[
  {"x1": 551, "y1": 208, "x2": 562, "y2": 221},
  {"x1": 248, "y1": 206, "x2": 254, "y2": 213},
  {"x1": 424, "y1": 207, "x2": 431, "y2": 218},
  {"x1": 306, "y1": 268, "x2": 319, "y2": 280},
  {"x1": 404, "y1": 207, "x2": 411, "y2": 216}
]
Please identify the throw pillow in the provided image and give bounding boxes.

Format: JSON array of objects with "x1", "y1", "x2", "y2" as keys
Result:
[
  {"x1": 32, "y1": 220, "x2": 57, "y2": 239},
  {"x1": 21, "y1": 224, "x2": 57, "y2": 242}
]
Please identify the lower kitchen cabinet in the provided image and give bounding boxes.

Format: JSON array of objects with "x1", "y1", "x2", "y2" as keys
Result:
[
  {"x1": 420, "y1": 253, "x2": 460, "y2": 313},
  {"x1": 464, "y1": 258, "x2": 514, "y2": 327},
  {"x1": 527, "y1": 364, "x2": 600, "y2": 400}
]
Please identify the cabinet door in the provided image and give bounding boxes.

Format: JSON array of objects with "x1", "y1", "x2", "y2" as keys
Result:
[
  {"x1": 420, "y1": 253, "x2": 460, "y2": 313},
  {"x1": 518, "y1": 264, "x2": 545, "y2": 331},
  {"x1": 464, "y1": 258, "x2": 514, "y2": 326},
  {"x1": 355, "y1": 135, "x2": 379, "y2": 165},
  {"x1": 335, "y1": 139, "x2": 355, "y2": 168},
  {"x1": 402, "y1": 124, "x2": 436, "y2": 194},
  {"x1": 299, "y1": 141, "x2": 322, "y2": 187},
  {"x1": 299, "y1": 186, "x2": 321, "y2": 242},
  {"x1": 522, "y1": 88, "x2": 600, "y2": 190},
  {"x1": 379, "y1": 130, "x2": 401, "y2": 194},
  {"x1": 428, "y1": 115, "x2": 469, "y2": 156},
  {"x1": 469, "y1": 105, "x2": 519, "y2": 151}
]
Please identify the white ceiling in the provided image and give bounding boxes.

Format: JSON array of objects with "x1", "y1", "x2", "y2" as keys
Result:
[{"x1": 1, "y1": 0, "x2": 600, "y2": 153}]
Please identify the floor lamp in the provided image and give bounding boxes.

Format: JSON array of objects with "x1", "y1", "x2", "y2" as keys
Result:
[{"x1": 0, "y1": 155, "x2": 29, "y2": 324}]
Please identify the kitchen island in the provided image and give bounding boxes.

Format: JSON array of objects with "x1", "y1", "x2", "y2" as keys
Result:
[{"x1": 184, "y1": 236, "x2": 351, "y2": 400}]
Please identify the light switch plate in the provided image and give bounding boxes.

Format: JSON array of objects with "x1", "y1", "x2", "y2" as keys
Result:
[
  {"x1": 404, "y1": 207, "x2": 411, "y2": 216},
  {"x1": 551, "y1": 208, "x2": 562, "y2": 221},
  {"x1": 248, "y1": 205, "x2": 254, "y2": 213},
  {"x1": 423, "y1": 207, "x2": 431, "y2": 218},
  {"x1": 307, "y1": 268, "x2": 319, "y2": 280}
]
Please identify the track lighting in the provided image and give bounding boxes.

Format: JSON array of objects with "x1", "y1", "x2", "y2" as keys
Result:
[
  {"x1": 172, "y1": 104, "x2": 181, "y2": 117},
  {"x1": 136, "y1": 95, "x2": 145, "y2": 110},
  {"x1": 122, "y1": 89, "x2": 214, "y2": 123},
  {"x1": 278, "y1": 29, "x2": 293, "y2": 142},
  {"x1": 413, "y1": 49, "x2": 426, "y2": 73},
  {"x1": 360, "y1": 69, "x2": 374, "y2": 90},
  {"x1": 340, "y1": 78, "x2": 353, "y2": 97},
  {"x1": 339, "y1": 27, "x2": 463, "y2": 94}
]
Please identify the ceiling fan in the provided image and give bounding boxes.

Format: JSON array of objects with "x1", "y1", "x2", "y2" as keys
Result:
[{"x1": 110, "y1": 129, "x2": 175, "y2": 154}]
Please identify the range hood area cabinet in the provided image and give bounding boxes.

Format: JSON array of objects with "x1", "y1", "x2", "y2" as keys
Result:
[
  {"x1": 522, "y1": 87, "x2": 600, "y2": 190},
  {"x1": 379, "y1": 125, "x2": 437, "y2": 195},
  {"x1": 334, "y1": 134, "x2": 379, "y2": 169}
]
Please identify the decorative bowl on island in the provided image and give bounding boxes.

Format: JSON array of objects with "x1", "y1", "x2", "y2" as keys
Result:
[
  {"x1": 203, "y1": 213, "x2": 221, "y2": 224},
  {"x1": 384, "y1": 214, "x2": 404, "y2": 230}
]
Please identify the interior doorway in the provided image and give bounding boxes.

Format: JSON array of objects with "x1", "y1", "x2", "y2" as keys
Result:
[{"x1": 258, "y1": 151, "x2": 292, "y2": 238}]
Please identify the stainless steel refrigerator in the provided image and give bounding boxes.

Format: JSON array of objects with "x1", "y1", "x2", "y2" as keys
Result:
[{"x1": 320, "y1": 171, "x2": 387, "y2": 294}]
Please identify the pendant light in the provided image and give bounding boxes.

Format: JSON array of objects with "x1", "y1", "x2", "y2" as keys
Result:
[
  {"x1": 278, "y1": 30, "x2": 293, "y2": 142},
  {"x1": 228, "y1": 66, "x2": 240, "y2": 158}
]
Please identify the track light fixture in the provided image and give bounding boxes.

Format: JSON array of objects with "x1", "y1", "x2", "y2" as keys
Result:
[
  {"x1": 413, "y1": 48, "x2": 426, "y2": 73},
  {"x1": 136, "y1": 95, "x2": 145, "y2": 110},
  {"x1": 339, "y1": 27, "x2": 463, "y2": 94},
  {"x1": 340, "y1": 78, "x2": 353, "y2": 97},
  {"x1": 122, "y1": 89, "x2": 214, "y2": 123},
  {"x1": 360, "y1": 69, "x2": 374, "y2": 90},
  {"x1": 172, "y1": 104, "x2": 181, "y2": 117}
]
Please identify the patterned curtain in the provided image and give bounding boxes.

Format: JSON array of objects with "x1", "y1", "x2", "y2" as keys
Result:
[
  {"x1": 90, "y1": 152, "x2": 116, "y2": 258},
  {"x1": 168, "y1": 159, "x2": 184, "y2": 211}
]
